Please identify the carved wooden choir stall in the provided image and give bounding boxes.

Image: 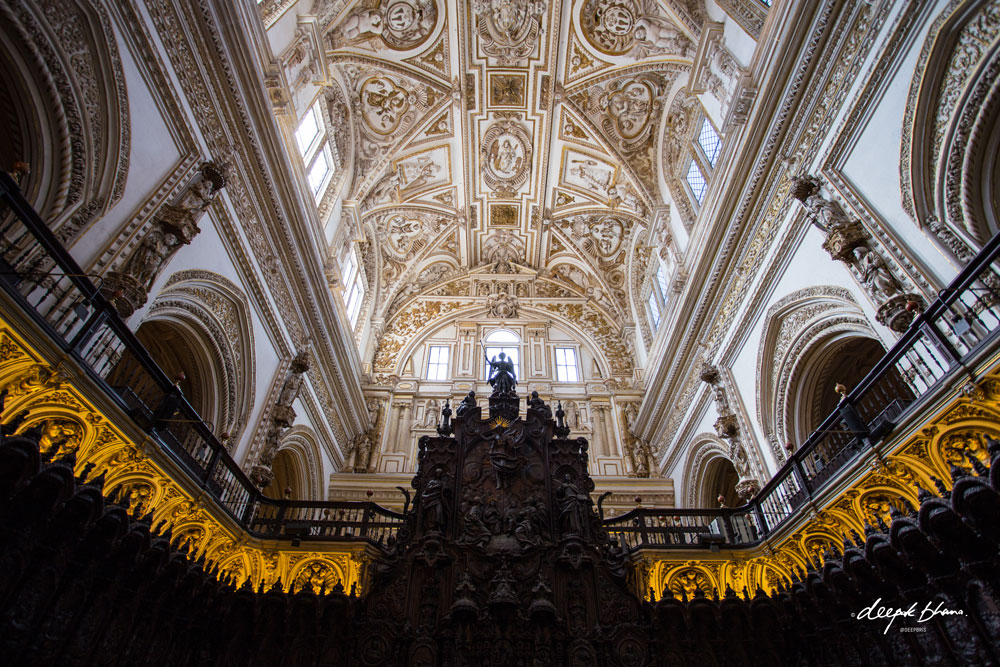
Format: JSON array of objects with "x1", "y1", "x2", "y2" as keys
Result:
[{"x1": 1, "y1": 382, "x2": 1000, "y2": 665}]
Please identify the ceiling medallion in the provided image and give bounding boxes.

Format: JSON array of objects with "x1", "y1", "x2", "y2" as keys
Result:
[
  {"x1": 579, "y1": 0, "x2": 688, "y2": 59},
  {"x1": 600, "y1": 75, "x2": 662, "y2": 151},
  {"x1": 381, "y1": 0, "x2": 437, "y2": 50},
  {"x1": 580, "y1": 0, "x2": 641, "y2": 55},
  {"x1": 474, "y1": 0, "x2": 545, "y2": 65},
  {"x1": 333, "y1": 0, "x2": 438, "y2": 51},
  {"x1": 481, "y1": 116, "x2": 532, "y2": 196},
  {"x1": 359, "y1": 76, "x2": 413, "y2": 135}
]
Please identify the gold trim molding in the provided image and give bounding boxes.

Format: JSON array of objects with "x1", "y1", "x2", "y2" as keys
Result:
[
  {"x1": 4, "y1": 313, "x2": 998, "y2": 600},
  {"x1": 640, "y1": 373, "x2": 1000, "y2": 599},
  {"x1": 0, "y1": 318, "x2": 364, "y2": 594}
]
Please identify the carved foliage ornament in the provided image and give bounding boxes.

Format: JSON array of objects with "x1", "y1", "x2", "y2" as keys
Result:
[{"x1": 359, "y1": 76, "x2": 415, "y2": 136}]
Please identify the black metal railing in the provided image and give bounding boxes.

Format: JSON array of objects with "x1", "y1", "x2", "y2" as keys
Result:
[
  {"x1": 0, "y1": 171, "x2": 404, "y2": 545},
  {"x1": 606, "y1": 231, "x2": 1000, "y2": 550},
  {"x1": 3, "y1": 171, "x2": 999, "y2": 550}
]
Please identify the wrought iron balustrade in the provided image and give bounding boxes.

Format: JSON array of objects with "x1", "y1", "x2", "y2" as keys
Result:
[
  {"x1": 0, "y1": 171, "x2": 406, "y2": 545},
  {"x1": 2, "y1": 171, "x2": 999, "y2": 549},
  {"x1": 605, "y1": 230, "x2": 1000, "y2": 549}
]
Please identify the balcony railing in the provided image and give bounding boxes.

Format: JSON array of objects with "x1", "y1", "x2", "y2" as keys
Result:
[
  {"x1": 0, "y1": 171, "x2": 404, "y2": 545},
  {"x1": 605, "y1": 230, "x2": 1000, "y2": 550},
  {"x1": 2, "y1": 171, "x2": 999, "y2": 549}
]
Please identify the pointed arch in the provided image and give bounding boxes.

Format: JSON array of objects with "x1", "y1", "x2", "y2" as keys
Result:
[
  {"x1": 681, "y1": 433, "x2": 735, "y2": 509},
  {"x1": 0, "y1": 0, "x2": 129, "y2": 240}
]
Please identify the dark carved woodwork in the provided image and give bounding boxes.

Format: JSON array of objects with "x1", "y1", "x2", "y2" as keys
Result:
[{"x1": 0, "y1": 387, "x2": 999, "y2": 665}]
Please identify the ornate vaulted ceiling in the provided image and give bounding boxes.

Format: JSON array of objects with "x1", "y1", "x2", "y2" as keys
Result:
[{"x1": 315, "y1": 0, "x2": 722, "y2": 382}]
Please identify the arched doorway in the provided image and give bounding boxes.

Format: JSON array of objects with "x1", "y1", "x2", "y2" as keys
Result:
[
  {"x1": 791, "y1": 335, "x2": 886, "y2": 443},
  {"x1": 700, "y1": 457, "x2": 740, "y2": 508},
  {"x1": 134, "y1": 319, "x2": 220, "y2": 429},
  {"x1": 263, "y1": 448, "x2": 304, "y2": 500}
]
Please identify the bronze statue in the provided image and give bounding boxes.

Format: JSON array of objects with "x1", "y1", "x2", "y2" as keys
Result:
[{"x1": 485, "y1": 350, "x2": 516, "y2": 397}]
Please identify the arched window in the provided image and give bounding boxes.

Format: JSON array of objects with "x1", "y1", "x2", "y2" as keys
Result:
[
  {"x1": 683, "y1": 116, "x2": 723, "y2": 207},
  {"x1": 341, "y1": 250, "x2": 364, "y2": 328},
  {"x1": 647, "y1": 262, "x2": 670, "y2": 331},
  {"x1": 647, "y1": 291, "x2": 661, "y2": 330},
  {"x1": 295, "y1": 98, "x2": 338, "y2": 202},
  {"x1": 483, "y1": 329, "x2": 520, "y2": 380}
]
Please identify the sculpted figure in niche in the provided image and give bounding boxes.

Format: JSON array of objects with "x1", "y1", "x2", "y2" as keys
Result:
[
  {"x1": 632, "y1": 438, "x2": 651, "y2": 477},
  {"x1": 421, "y1": 466, "x2": 448, "y2": 532},
  {"x1": 423, "y1": 399, "x2": 440, "y2": 427},
  {"x1": 352, "y1": 433, "x2": 374, "y2": 472},
  {"x1": 621, "y1": 401, "x2": 638, "y2": 429},
  {"x1": 852, "y1": 245, "x2": 899, "y2": 298},
  {"x1": 367, "y1": 398, "x2": 383, "y2": 427},
  {"x1": 488, "y1": 430, "x2": 523, "y2": 489},
  {"x1": 556, "y1": 474, "x2": 590, "y2": 536},
  {"x1": 564, "y1": 400, "x2": 580, "y2": 429}
]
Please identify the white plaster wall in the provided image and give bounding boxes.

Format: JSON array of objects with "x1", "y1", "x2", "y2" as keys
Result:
[
  {"x1": 839, "y1": 6, "x2": 958, "y2": 286},
  {"x1": 68, "y1": 26, "x2": 182, "y2": 269}
]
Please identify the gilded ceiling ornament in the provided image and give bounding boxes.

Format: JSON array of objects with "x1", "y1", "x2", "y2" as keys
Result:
[
  {"x1": 481, "y1": 118, "x2": 533, "y2": 194},
  {"x1": 394, "y1": 146, "x2": 451, "y2": 197},
  {"x1": 490, "y1": 203, "x2": 520, "y2": 226},
  {"x1": 489, "y1": 73, "x2": 527, "y2": 106},
  {"x1": 486, "y1": 285, "x2": 520, "y2": 318},
  {"x1": 359, "y1": 76, "x2": 414, "y2": 135},
  {"x1": 474, "y1": 0, "x2": 546, "y2": 65},
  {"x1": 483, "y1": 229, "x2": 525, "y2": 272},
  {"x1": 598, "y1": 75, "x2": 663, "y2": 152},
  {"x1": 560, "y1": 214, "x2": 626, "y2": 259}
]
